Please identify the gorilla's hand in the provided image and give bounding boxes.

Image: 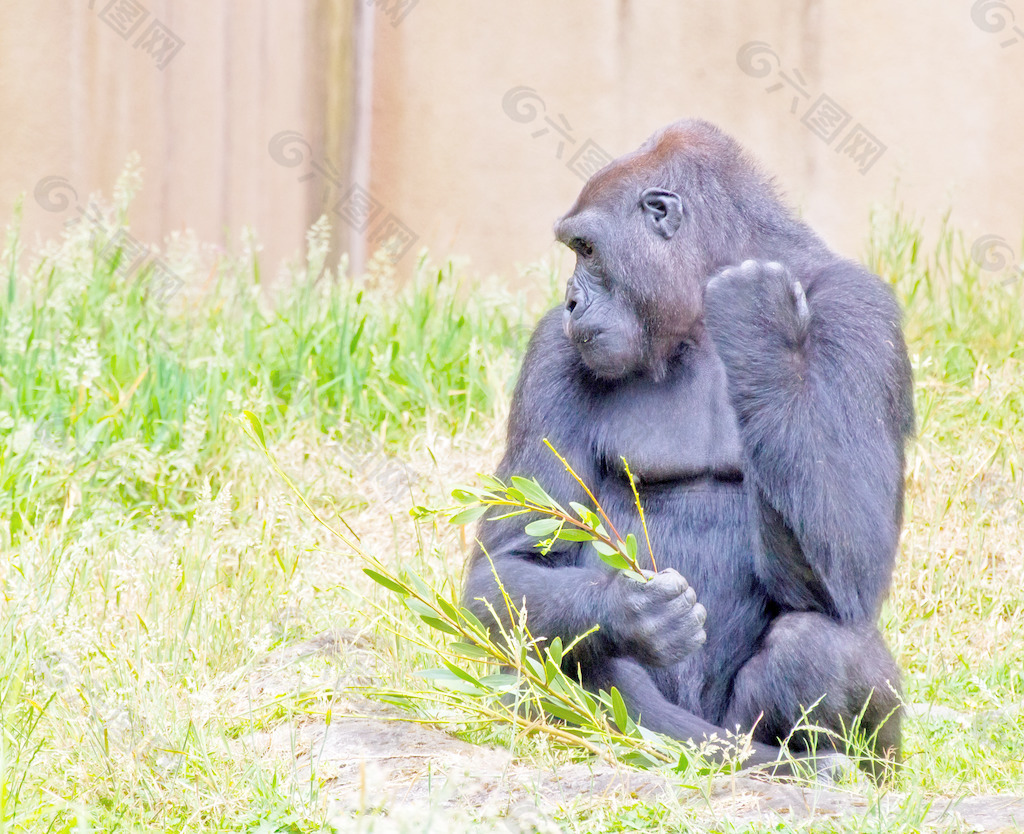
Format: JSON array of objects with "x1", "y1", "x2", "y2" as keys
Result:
[
  {"x1": 703, "y1": 260, "x2": 810, "y2": 359},
  {"x1": 605, "y1": 568, "x2": 707, "y2": 667}
]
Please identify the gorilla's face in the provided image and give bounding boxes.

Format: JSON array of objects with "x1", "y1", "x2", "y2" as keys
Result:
[
  {"x1": 555, "y1": 182, "x2": 696, "y2": 382},
  {"x1": 558, "y1": 227, "x2": 643, "y2": 380}
]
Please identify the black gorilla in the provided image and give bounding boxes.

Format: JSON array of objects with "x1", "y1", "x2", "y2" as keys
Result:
[{"x1": 463, "y1": 120, "x2": 913, "y2": 773}]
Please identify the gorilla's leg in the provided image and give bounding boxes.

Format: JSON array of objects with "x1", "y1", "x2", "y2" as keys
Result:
[
  {"x1": 724, "y1": 612, "x2": 902, "y2": 777},
  {"x1": 590, "y1": 656, "x2": 809, "y2": 771}
]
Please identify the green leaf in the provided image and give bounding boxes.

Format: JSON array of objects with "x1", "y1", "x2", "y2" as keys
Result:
[
  {"x1": 522, "y1": 654, "x2": 545, "y2": 681},
  {"x1": 580, "y1": 689, "x2": 598, "y2": 715},
  {"x1": 450, "y1": 505, "x2": 488, "y2": 526},
  {"x1": 362, "y1": 568, "x2": 408, "y2": 596},
  {"x1": 610, "y1": 686, "x2": 630, "y2": 733},
  {"x1": 541, "y1": 699, "x2": 589, "y2": 725},
  {"x1": 510, "y1": 476, "x2": 553, "y2": 508},
  {"x1": 449, "y1": 641, "x2": 490, "y2": 660},
  {"x1": 457, "y1": 606, "x2": 487, "y2": 633},
  {"x1": 479, "y1": 673, "x2": 520, "y2": 689},
  {"x1": 405, "y1": 597, "x2": 435, "y2": 617},
  {"x1": 524, "y1": 518, "x2": 561, "y2": 537},
  {"x1": 435, "y1": 595, "x2": 461, "y2": 622},
  {"x1": 555, "y1": 527, "x2": 594, "y2": 542},
  {"x1": 599, "y1": 549, "x2": 634, "y2": 571},
  {"x1": 418, "y1": 668, "x2": 480, "y2": 693},
  {"x1": 441, "y1": 658, "x2": 484, "y2": 687},
  {"x1": 479, "y1": 474, "x2": 506, "y2": 491},
  {"x1": 544, "y1": 658, "x2": 560, "y2": 684},
  {"x1": 548, "y1": 636, "x2": 563, "y2": 667},
  {"x1": 243, "y1": 410, "x2": 266, "y2": 449},
  {"x1": 591, "y1": 540, "x2": 618, "y2": 557},
  {"x1": 625, "y1": 533, "x2": 638, "y2": 561},
  {"x1": 674, "y1": 749, "x2": 692, "y2": 774},
  {"x1": 570, "y1": 503, "x2": 599, "y2": 527},
  {"x1": 452, "y1": 486, "x2": 488, "y2": 503},
  {"x1": 407, "y1": 573, "x2": 431, "y2": 597},
  {"x1": 420, "y1": 615, "x2": 461, "y2": 636},
  {"x1": 622, "y1": 749, "x2": 664, "y2": 768}
]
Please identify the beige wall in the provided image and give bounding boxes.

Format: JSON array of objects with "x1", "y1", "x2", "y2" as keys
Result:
[
  {"x1": 2, "y1": 2, "x2": 1023, "y2": 284},
  {"x1": 0, "y1": 0, "x2": 355, "y2": 275},
  {"x1": 371, "y1": 0, "x2": 1024, "y2": 276}
]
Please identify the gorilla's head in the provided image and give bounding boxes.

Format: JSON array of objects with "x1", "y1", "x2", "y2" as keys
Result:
[{"x1": 554, "y1": 119, "x2": 791, "y2": 382}]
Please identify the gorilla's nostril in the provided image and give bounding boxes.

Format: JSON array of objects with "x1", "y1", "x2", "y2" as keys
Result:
[{"x1": 565, "y1": 298, "x2": 577, "y2": 314}]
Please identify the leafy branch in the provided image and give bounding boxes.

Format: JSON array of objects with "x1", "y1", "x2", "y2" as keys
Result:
[
  {"x1": 238, "y1": 411, "x2": 703, "y2": 772},
  {"x1": 450, "y1": 438, "x2": 657, "y2": 579},
  {"x1": 241, "y1": 413, "x2": 799, "y2": 780}
]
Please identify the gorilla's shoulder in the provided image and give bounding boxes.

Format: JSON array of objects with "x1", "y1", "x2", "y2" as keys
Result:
[
  {"x1": 519, "y1": 307, "x2": 581, "y2": 378},
  {"x1": 506, "y1": 307, "x2": 587, "y2": 442},
  {"x1": 809, "y1": 259, "x2": 906, "y2": 328}
]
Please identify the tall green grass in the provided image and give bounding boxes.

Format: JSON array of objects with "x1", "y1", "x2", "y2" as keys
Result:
[{"x1": 0, "y1": 204, "x2": 534, "y2": 538}]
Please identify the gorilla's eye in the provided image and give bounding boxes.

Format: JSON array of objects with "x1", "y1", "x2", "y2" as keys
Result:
[{"x1": 571, "y1": 238, "x2": 594, "y2": 258}]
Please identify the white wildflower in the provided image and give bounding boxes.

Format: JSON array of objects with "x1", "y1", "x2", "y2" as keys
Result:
[
  {"x1": 178, "y1": 399, "x2": 207, "y2": 466},
  {"x1": 240, "y1": 224, "x2": 263, "y2": 265},
  {"x1": 10, "y1": 421, "x2": 35, "y2": 455},
  {"x1": 305, "y1": 214, "x2": 332, "y2": 279},
  {"x1": 61, "y1": 337, "x2": 102, "y2": 390},
  {"x1": 113, "y1": 152, "x2": 144, "y2": 217},
  {"x1": 3, "y1": 310, "x2": 30, "y2": 355}
]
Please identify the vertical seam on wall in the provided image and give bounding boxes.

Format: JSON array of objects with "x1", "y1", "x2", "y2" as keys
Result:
[
  {"x1": 222, "y1": 0, "x2": 232, "y2": 245},
  {"x1": 349, "y1": 0, "x2": 375, "y2": 277}
]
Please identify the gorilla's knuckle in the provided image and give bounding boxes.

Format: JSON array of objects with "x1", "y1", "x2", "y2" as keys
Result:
[{"x1": 652, "y1": 570, "x2": 686, "y2": 596}]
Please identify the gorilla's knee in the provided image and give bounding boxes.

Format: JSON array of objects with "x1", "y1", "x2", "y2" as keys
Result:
[{"x1": 726, "y1": 613, "x2": 901, "y2": 770}]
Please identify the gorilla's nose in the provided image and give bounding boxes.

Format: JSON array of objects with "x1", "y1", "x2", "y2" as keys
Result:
[{"x1": 564, "y1": 282, "x2": 579, "y2": 312}]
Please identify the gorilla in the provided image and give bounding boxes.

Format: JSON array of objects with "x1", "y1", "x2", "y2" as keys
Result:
[{"x1": 463, "y1": 119, "x2": 913, "y2": 775}]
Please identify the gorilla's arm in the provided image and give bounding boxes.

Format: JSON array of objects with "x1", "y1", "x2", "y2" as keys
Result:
[
  {"x1": 463, "y1": 311, "x2": 705, "y2": 669},
  {"x1": 704, "y1": 260, "x2": 914, "y2": 624}
]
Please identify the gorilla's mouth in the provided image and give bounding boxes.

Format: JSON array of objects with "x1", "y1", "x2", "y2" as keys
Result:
[{"x1": 578, "y1": 343, "x2": 635, "y2": 380}]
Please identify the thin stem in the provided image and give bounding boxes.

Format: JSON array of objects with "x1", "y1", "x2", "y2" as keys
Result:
[
  {"x1": 542, "y1": 438, "x2": 624, "y2": 544},
  {"x1": 621, "y1": 457, "x2": 657, "y2": 573}
]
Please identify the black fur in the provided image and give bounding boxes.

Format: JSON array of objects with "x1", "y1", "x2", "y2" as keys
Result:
[{"x1": 463, "y1": 120, "x2": 913, "y2": 773}]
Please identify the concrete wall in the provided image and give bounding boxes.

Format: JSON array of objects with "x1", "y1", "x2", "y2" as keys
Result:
[
  {"x1": 371, "y1": 1, "x2": 1024, "y2": 276},
  {"x1": 2, "y1": 2, "x2": 1023, "y2": 283},
  {"x1": 0, "y1": 0, "x2": 356, "y2": 275}
]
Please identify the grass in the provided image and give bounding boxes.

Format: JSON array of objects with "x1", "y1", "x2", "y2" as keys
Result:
[{"x1": 0, "y1": 184, "x2": 1021, "y2": 831}]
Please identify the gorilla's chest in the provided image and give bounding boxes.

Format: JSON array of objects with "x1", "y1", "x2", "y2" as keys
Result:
[{"x1": 592, "y1": 343, "x2": 743, "y2": 485}]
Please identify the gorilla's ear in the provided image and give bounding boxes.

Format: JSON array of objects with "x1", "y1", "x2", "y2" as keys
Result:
[{"x1": 639, "y1": 188, "x2": 684, "y2": 240}]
